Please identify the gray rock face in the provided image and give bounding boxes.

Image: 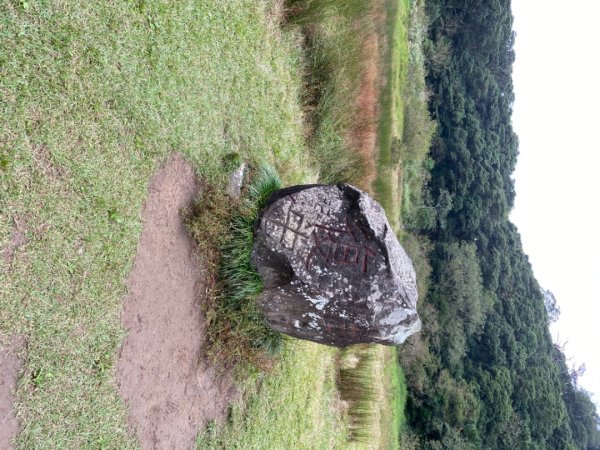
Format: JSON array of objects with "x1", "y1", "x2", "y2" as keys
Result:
[
  {"x1": 226, "y1": 162, "x2": 247, "y2": 200},
  {"x1": 252, "y1": 184, "x2": 421, "y2": 347}
]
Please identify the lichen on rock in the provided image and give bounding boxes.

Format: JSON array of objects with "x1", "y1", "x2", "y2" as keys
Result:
[{"x1": 252, "y1": 184, "x2": 421, "y2": 347}]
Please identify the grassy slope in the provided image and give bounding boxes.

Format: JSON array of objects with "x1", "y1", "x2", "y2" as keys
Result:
[
  {"x1": 198, "y1": 339, "x2": 346, "y2": 449},
  {"x1": 374, "y1": 1, "x2": 416, "y2": 448},
  {"x1": 385, "y1": 347, "x2": 408, "y2": 450},
  {"x1": 372, "y1": 1, "x2": 411, "y2": 446},
  {"x1": 0, "y1": 1, "x2": 342, "y2": 447},
  {"x1": 291, "y1": 2, "x2": 369, "y2": 187},
  {"x1": 337, "y1": 345, "x2": 407, "y2": 450},
  {"x1": 196, "y1": 1, "x2": 415, "y2": 447}
]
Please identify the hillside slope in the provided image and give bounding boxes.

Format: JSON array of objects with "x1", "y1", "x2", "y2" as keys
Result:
[{"x1": 399, "y1": 1, "x2": 600, "y2": 448}]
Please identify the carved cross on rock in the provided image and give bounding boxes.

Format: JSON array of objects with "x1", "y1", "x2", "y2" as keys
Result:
[{"x1": 251, "y1": 184, "x2": 421, "y2": 347}]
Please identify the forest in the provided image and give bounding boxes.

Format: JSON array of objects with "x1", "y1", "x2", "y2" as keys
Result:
[{"x1": 399, "y1": 0, "x2": 600, "y2": 448}]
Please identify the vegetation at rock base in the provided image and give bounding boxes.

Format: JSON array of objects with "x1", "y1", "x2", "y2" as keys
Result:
[
  {"x1": 397, "y1": 0, "x2": 600, "y2": 448},
  {"x1": 186, "y1": 164, "x2": 284, "y2": 368}
]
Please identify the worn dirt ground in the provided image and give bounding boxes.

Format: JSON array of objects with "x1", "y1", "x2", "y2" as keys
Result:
[
  {"x1": 2, "y1": 216, "x2": 28, "y2": 267},
  {"x1": 117, "y1": 153, "x2": 236, "y2": 450},
  {"x1": 0, "y1": 335, "x2": 24, "y2": 450}
]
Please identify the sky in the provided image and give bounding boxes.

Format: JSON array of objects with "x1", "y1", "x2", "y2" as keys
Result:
[{"x1": 510, "y1": 0, "x2": 600, "y2": 409}]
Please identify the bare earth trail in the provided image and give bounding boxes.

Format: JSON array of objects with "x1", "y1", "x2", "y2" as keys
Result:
[
  {"x1": 0, "y1": 336, "x2": 24, "y2": 450},
  {"x1": 117, "y1": 153, "x2": 236, "y2": 450}
]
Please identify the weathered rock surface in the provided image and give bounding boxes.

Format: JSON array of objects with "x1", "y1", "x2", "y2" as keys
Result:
[
  {"x1": 226, "y1": 162, "x2": 247, "y2": 200},
  {"x1": 252, "y1": 184, "x2": 421, "y2": 347}
]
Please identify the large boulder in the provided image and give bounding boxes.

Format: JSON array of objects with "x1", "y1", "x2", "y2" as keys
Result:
[{"x1": 251, "y1": 184, "x2": 421, "y2": 347}]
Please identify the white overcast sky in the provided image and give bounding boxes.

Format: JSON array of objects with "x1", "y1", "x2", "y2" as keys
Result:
[{"x1": 510, "y1": 0, "x2": 600, "y2": 409}]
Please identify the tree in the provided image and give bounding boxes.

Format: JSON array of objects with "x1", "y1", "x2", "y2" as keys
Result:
[
  {"x1": 541, "y1": 288, "x2": 561, "y2": 323},
  {"x1": 402, "y1": 1, "x2": 600, "y2": 447}
]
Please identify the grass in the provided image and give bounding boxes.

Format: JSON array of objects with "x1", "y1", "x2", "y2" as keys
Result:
[
  {"x1": 374, "y1": 0, "x2": 410, "y2": 230},
  {"x1": 386, "y1": 347, "x2": 409, "y2": 450},
  {"x1": 398, "y1": 0, "x2": 437, "y2": 234},
  {"x1": 186, "y1": 164, "x2": 284, "y2": 368},
  {"x1": 335, "y1": 345, "x2": 407, "y2": 450},
  {"x1": 196, "y1": 339, "x2": 347, "y2": 450},
  {"x1": 0, "y1": 0, "x2": 317, "y2": 447},
  {"x1": 374, "y1": 0, "x2": 436, "y2": 238},
  {"x1": 286, "y1": 0, "x2": 371, "y2": 25},
  {"x1": 286, "y1": 0, "x2": 376, "y2": 189},
  {"x1": 338, "y1": 345, "x2": 384, "y2": 444}
]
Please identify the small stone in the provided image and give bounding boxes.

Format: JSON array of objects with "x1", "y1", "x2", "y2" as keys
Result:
[
  {"x1": 252, "y1": 184, "x2": 421, "y2": 347},
  {"x1": 226, "y1": 162, "x2": 246, "y2": 200}
]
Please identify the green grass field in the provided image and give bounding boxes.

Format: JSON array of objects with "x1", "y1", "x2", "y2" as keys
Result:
[
  {"x1": 1, "y1": 0, "x2": 422, "y2": 448},
  {"x1": 288, "y1": 0, "x2": 373, "y2": 187},
  {"x1": 0, "y1": 1, "x2": 314, "y2": 447},
  {"x1": 197, "y1": 339, "x2": 347, "y2": 449}
]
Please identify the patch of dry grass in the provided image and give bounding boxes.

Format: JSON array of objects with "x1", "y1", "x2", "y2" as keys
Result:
[{"x1": 285, "y1": 0, "x2": 381, "y2": 191}]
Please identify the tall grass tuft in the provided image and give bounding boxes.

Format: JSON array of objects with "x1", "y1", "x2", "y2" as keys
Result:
[
  {"x1": 337, "y1": 345, "x2": 382, "y2": 444},
  {"x1": 284, "y1": 0, "x2": 377, "y2": 189},
  {"x1": 285, "y1": 0, "x2": 371, "y2": 26},
  {"x1": 187, "y1": 164, "x2": 283, "y2": 367},
  {"x1": 337, "y1": 345, "x2": 407, "y2": 448}
]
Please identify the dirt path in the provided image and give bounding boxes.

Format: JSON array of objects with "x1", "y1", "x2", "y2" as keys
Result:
[
  {"x1": 117, "y1": 153, "x2": 236, "y2": 450},
  {"x1": 0, "y1": 335, "x2": 24, "y2": 450}
]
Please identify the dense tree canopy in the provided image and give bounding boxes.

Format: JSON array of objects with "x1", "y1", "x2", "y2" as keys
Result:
[{"x1": 401, "y1": 0, "x2": 600, "y2": 448}]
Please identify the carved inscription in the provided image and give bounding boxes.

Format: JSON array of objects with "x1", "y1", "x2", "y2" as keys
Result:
[
  {"x1": 263, "y1": 198, "x2": 309, "y2": 251},
  {"x1": 263, "y1": 194, "x2": 377, "y2": 273},
  {"x1": 305, "y1": 215, "x2": 376, "y2": 273},
  {"x1": 314, "y1": 199, "x2": 337, "y2": 219}
]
